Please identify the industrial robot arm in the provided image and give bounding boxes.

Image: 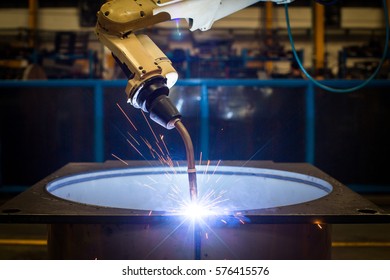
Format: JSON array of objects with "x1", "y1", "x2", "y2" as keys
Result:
[
  {"x1": 95, "y1": 0, "x2": 294, "y2": 202},
  {"x1": 95, "y1": 0, "x2": 294, "y2": 129}
]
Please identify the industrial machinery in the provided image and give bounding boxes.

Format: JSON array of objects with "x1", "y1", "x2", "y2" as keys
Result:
[
  {"x1": 95, "y1": 0, "x2": 295, "y2": 201},
  {"x1": 95, "y1": 0, "x2": 294, "y2": 128}
]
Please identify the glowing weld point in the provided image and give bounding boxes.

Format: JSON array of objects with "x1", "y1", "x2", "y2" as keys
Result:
[{"x1": 183, "y1": 203, "x2": 214, "y2": 220}]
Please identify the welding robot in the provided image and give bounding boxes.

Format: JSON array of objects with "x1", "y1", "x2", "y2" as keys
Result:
[
  {"x1": 95, "y1": 0, "x2": 294, "y2": 130},
  {"x1": 95, "y1": 0, "x2": 296, "y2": 201}
]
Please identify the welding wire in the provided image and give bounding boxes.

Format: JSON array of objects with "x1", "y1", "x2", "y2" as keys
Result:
[{"x1": 174, "y1": 119, "x2": 198, "y2": 201}]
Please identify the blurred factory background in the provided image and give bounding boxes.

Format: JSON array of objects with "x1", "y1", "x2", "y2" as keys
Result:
[{"x1": 0, "y1": 0, "x2": 390, "y2": 259}]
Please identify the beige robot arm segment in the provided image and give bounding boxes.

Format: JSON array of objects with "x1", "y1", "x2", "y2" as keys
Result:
[
  {"x1": 97, "y1": 31, "x2": 177, "y2": 108},
  {"x1": 97, "y1": 0, "x2": 171, "y2": 36},
  {"x1": 136, "y1": 35, "x2": 178, "y2": 89}
]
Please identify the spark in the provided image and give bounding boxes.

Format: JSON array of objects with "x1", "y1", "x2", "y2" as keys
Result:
[
  {"x1": 141, "y1": 110, "x2": 159, "y2": 143},
  {"x1": 143, "y1": 184, "x2": 157, "y2": 191},
  {"x1": 205, "y1": 232, "x2": 209, "y2": 239},
  {"x1": 167, "y1": 194, "x2": 184, "y2": 205},
  {"x1": 199, "y1": 189, "x2": 216, "y2": 203},
  {"x1": 116, "y1": 103, "x2": 137, "y2": 131},
  {"x1": 206, "y1": 159, "x2": 221, "y2": 183},
  {"x1": 156, "y1": 152, "x2": 175, "y2": 169},
  {"x1": 315, "y1": 222, "x2": 323, "y2": 230},
  {"x1": 239, "y1": 219, "x2": 245, "y2": 225},
  {"x1": 127, "y1": 131, "x2": 140, "y2": 145},
  {"x1": 160, "y1": 134, "x2": 170, "y2": 156},
  {"x1": 169, "y1": 184, "x2": 181, "y2": 195},
  {"x1": 148, "y1": 210, "x2": 152, "y2": 216},
  {"x1": 215, "y1": 175, "x2": 223, "y2": 184},
  {"x1": 203, "y1": 160, "x2": 210, "y2": 176},
  {"x1": 205, "y1": 160, "x2": 211, "y2": 172},
  {"x1": 111, "y1": 153, "x2": 128, "y2": 165},
  {"x1": 147, "y1": 175, "x2": 158, "y2": 183},
  {"x1": 199, "y1": 152, "x2": 202, "y2": 166},
  {"x1": 164, "y1": 173, "x2": 172, "y2": 181},
  {"x1": 198, "y1": 189, "x2": 227, "y2": 209},
  {"x1": 203, "y1": 160, "x2": 211, "y2": 183},
  {"x1": 126, "y1": 139, "x2": 144, "y2": 158},
  {"x1": 221, "y1": 219, "x2": 227, "y2": 224},
  {"x1": 212, "y1": 160, "x2": 221, "y2": 176},
  {"x1": 155, "y1": 140, "x2": 165, "y2": 156},
  {"x1": 241, "y1": 137, "x2": 274, "y2": 168},
  {"x1": 140, "y1": 136, "x2": 158, "y2": 159},
  {"x1": 203, "y1": 197, "x2": 229, "y2": 209}
]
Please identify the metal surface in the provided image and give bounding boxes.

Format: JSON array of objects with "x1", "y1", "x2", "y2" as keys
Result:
[
  {"x1": 0, "y1": 161, "x2": 388, "y2": 224},
  {"x1": 45, "y1": 165, "x2": 330, "y2": 210}
]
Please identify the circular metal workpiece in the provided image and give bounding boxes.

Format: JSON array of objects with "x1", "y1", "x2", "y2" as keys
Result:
[
  {"x1": 3, "y1": 161, "x2": 386, "y2": 260},
  {"x1": 46, "y1": 165, "x2": 332, "y2": 213},
  {"x1": 45, "y1": 165, "x2": 333, "y2": 260}
]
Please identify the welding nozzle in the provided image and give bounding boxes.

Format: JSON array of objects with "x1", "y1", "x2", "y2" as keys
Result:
[{"x1": 135, "y1": 76, "x2": 181, "y2": 129}]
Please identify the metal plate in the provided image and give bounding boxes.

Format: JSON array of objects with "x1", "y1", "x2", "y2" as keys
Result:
[{"x1": 0, "y1": 161, "x2": 389, "y2": 224}]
